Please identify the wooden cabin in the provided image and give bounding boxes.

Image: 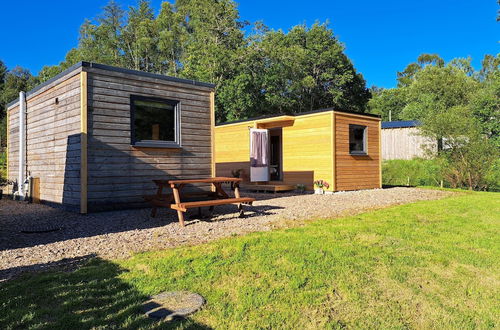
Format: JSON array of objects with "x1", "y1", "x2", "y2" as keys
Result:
[
  {"x1": 381, "y1": 120, "x2": 436, "y2": 160},
  {"x1": 6, "y1": 62, "x2": 215, "y2": 213},
  {"x1": 215, "y1": 109, "x2": 381, "y2": 192}
]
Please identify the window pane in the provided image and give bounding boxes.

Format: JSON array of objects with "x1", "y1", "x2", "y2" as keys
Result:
[
  {"x1": 133, "y1": 99, "x2": 176, "y2": 142},
  {"x1": 349, "y1": 124, "x2": 366, "y2": 154}
]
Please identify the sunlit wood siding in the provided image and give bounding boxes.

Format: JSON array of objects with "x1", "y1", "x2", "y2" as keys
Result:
[
  {"x1": 215, "y1": 110, "x2": 381, "y2": 192},
  {"x1": 214, "y1": 122, "x2": 251, "y2": 181},
  {"x1": 381, "y1": 127, "x2": 436, "y2": 160},
  {"x1": 281, "y1": 112, "x2": 333, "y2": 190},
  {"x1": 7, "y1": 71, "x2": 82, "y2": 208},
  {"x1": 334, "y1": 112, "x2": 381, "y2": 191}
]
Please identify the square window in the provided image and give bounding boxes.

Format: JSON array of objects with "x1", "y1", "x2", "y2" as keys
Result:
[
  {"x1": 131, "y1": 95, "x2": 180, "y2": 147},
  {"x1": 349, "y1": 124, "x2": 367, "y2": 155}
]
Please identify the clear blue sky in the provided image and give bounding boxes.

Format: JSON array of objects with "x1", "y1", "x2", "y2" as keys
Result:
[{"x1": 0, "y1": 0, "x2": 498, "y2": 88}]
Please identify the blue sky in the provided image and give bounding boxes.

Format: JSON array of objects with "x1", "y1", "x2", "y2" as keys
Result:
[{"x1": 0, "y1": 0, "x2": 498, "y2": 88}]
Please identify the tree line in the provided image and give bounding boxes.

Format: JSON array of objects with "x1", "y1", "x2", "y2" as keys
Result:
[
  {"x1": 0, "y1": 0, "x2": 369, "y2": 130},
  {"x1": 369, "y1": 53, "x2": 500, "y2": 190}
]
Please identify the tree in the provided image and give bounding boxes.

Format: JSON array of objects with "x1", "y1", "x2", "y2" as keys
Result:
[
  {"x1": 397, "y1": 53, "x2": 444, "y2": 87},
  {"x1": 419, "y1": 104, "x2": 498, "y2": 190},
  {"x1": 0, "y1": 65, "x2": 37, "y2": 149},
  {"x1": 401, "y1": 64, "x2": 478, "y2": 120},
  {"x1": 14, "y1": 0, "x2": 371, "y2": 123},
  {"x1": 220, "y1": 23, "x2": 370, "y2": 120},
  {"x1": 367, "y1": 87, "x2": 407, "y2": 121},
  {"x1": 469, "y1": 71, "x2": 500, "y2": 147}
]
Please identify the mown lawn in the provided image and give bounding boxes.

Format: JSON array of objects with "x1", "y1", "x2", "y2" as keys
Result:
[{"x1": 1, "y1": 191, "x2": 499, "y2": 329}]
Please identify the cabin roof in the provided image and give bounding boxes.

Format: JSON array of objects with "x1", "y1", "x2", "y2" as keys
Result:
[
  {"x1": 381, "y1": 120, "x2": 421, "y2": 129},
  {"x1": 216, "y1": 108, "x2": 380, "y2": 127},
  {"x1": 7, "y1": 61, "x2": 215, "y2": 108}
]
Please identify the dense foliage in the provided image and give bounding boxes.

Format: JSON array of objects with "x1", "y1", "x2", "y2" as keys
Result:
[
  {"x1": 0, "y1": 0, "x2": 370, "y2": 159},
  {"x1": 370, "y1": 54, "x2": 499, "y2": 190},
  {"x1": 0, "y1": 0, "x2": 369, "y2": 125}
]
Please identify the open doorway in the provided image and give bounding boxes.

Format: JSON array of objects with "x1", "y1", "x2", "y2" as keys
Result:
[{"x1": 269, "y1": 128, "x2": 283, "y2": 181}]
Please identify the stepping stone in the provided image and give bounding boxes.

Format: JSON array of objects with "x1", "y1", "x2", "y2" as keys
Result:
[
  {"x1": 20, "y1": 224, "x2": 63, "y2": 233},
  {"x1": 141, "y1": 291, "x2": 205, "y2": 320}
]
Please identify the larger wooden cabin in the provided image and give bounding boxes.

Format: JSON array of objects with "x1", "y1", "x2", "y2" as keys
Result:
[
  {"x1": 215, "y1": 109, "x2": 381, "y2": 192},
  {"x1": 6, "y1": 62, "x2": 215, "y2": 212}
]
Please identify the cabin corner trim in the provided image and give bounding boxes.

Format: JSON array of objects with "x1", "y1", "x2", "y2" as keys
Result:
[{"x1": 80, "y1": 72, "x2": 88, "y2": 214}]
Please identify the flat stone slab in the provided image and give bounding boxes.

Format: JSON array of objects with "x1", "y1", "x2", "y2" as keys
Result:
[{"x1": 141, "y1": 291, "x2": 205, "y2": 320}]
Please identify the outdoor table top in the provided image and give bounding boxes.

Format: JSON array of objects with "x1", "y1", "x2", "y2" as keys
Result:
[{"x1": 153, "y1": 177, "x2": 242, "y2": 185}]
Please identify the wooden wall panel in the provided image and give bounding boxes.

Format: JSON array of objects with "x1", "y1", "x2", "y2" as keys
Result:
[
  {"x1": 334, "y1": 112, "x2": 381, "y2": 191},
  {"x1": 7, "y1": 105, "x2": 19, "y2": 185},
  {"x1": 381, "y1": 127, "x2": 436, "y2": 160},
  {"x1": 282, "y1": 113, "x2": 333, "y2": 191},
  {"x1": 7, "y1": 73, "x2": 82, "y2": 208},
  {"x1": 215, "y1": 112, "x2": 333, "y2": 191},
  {"x1": 214, "y1": 122, "x2": 251, "y2": 180},
  {"x1": 86, "y1": 68, "x2": 213, "y2": 210}
]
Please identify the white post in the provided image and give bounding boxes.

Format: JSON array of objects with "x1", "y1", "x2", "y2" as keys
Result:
[{"x1": 18, "y1": 91, "x2": 26, "y2": 199}]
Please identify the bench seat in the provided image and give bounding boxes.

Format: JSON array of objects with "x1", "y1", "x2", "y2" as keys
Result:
[{"x1": 170, "y1": 197, "x2": 255, "y2": 212}]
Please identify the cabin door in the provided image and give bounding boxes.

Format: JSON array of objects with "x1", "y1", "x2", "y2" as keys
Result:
[
  {"x1": 250, "y1": 128, "x2": 269, "y2": 182},
  {"x1": 269, "y1": 128, "x2": 283, "y2": 181}
]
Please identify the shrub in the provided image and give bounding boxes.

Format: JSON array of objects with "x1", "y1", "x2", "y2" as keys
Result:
[
  {"x1": 383, "y1": 158, "x2": 500, "y2": 191},
  {"x1": 382, "y1": 158, "x2": 444, "y2": 187}
]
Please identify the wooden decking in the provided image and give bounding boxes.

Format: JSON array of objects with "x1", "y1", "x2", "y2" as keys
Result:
[{"x1": 243, "y1": 183, "x2": 296, "y2": 193}]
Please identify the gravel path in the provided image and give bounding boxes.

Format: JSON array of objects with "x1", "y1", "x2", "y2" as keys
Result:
[{"x1": 0, "y1": 187, "x2": 452, "y2": 281}]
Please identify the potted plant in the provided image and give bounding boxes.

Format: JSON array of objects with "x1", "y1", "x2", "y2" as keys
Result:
[
  {"x1": 313, "y1": 180, "x2": 330, "y2": 194},
  {"x1": 296, "y1": 183, "x2": 306, "y2": 194}
]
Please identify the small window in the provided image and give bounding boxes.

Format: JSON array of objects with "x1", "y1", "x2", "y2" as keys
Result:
[
  {"x1": 131, "y1": 95, "x2": 180, "y2": 147},
  {"x1": 349, "y1": 124, "x2": 367, "y2": 155}
]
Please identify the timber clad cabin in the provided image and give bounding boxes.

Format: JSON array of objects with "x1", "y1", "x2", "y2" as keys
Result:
[
  {"x1": 381, "y1": 120, "x2": 437, "y2": 160},
  {"x1": 215, "y1": 110, "x2": 382, "y2": 192},
  {"x1": 6, "y1": 62, "x2": 215, "y2": 213}
]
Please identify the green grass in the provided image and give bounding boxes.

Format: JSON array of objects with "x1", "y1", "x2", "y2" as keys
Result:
[{"x1": 1, "y1": 191, "x2": 499, "y2": 329}]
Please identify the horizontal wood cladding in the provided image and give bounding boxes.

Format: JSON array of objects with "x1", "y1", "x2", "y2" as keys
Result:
[
  {"x1": 334, "y1": 112, "x2": 381, "y2": 191},
  {"x1": 86, "y1": 70, "x2": 213, "y2": 210},
  {"x1": 8, "y1": 73, "x2": 82, "y2": 206},
  {"x1": 214, "y1": 122, "x2": 251, "y2": 181}
]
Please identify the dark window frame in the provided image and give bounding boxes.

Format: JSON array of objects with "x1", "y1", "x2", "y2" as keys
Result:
[
  {"x1": 349, "y1": 124, "x2": 368, "y2": 155},
  {"x1": 130, "y1": 95, "x2": 181, "y2": 148}
]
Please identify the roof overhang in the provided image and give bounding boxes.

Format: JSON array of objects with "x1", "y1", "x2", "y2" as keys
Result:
[{"x1": 255, "y1": 115, "x2": 295, "y2": 129}]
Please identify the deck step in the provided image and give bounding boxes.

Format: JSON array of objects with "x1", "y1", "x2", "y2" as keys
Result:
[{"x1": 244, "y1": 184, "x2": 296, "y2": 192}]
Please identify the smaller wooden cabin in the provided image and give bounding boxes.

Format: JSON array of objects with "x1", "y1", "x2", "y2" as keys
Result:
[
  {"x1": 381, "y1": 120, "x2": 437, "y2": 160},
  {"x1": 6, "y1": 62, "x2": 215, "y2": 213},
  {"x1": 215, "y1": 109, "x2": 381, "y2": 192}
]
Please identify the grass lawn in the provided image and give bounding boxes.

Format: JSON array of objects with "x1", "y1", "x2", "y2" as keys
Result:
[{"x1": 1, "y1": 190, "x2": 499, "y2": 329}]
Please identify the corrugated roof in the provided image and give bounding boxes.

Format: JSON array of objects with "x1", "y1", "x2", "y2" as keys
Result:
[{"x1": 382, "y1": 120, "x2": 421, "y2": 129}]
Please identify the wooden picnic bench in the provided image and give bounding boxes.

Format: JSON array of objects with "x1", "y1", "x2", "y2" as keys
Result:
[{"x1": 145, "y1": 177, "x2": 255, "y2": 226}]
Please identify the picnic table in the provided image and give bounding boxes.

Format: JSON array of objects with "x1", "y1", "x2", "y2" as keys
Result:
[{"x1": 145, "y1": 177, "x2": 255, "y2": 226}]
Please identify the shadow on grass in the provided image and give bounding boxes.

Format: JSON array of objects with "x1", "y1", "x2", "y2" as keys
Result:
[{"x1": 0, "y1": 256, "x2": 211, "y2": 329}]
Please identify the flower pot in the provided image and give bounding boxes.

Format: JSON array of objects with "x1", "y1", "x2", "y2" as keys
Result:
[{"x1": 314, "y1": 188, "x2": 324, "y2": 195}]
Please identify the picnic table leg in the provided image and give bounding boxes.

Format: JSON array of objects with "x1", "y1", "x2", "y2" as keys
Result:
[
  {"x1": 172, "y1": 185, "x2": 185, "y2": 227},
  {"x1": 234, "y1": 182, "x2": 245, "y2": 217}
]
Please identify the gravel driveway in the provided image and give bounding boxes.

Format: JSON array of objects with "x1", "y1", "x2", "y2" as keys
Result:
[{"x1": 0, "y1": 187, "x2": 452, "y2": 281}]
